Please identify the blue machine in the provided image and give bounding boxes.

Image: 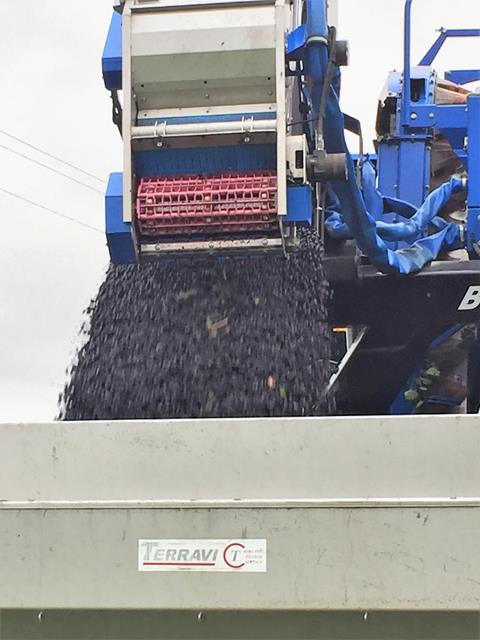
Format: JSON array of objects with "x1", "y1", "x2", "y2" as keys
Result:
[
  {"x1": 376, "y1": 7, "x2": 480, "y2": 253},
  {"x1": 102, "y1": 0, "x2": 480, "y2": 415},
  {"x1": 102, "y1": 0, "x2": 480, "y2": 272}
]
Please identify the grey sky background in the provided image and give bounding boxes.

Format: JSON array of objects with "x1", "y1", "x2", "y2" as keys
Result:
[{"x1": 0, "y1": 0, "x2": 478, "y2": 422}]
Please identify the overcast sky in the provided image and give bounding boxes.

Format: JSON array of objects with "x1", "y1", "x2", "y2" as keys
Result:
[{"x1": 0, "y1": 0, "x2": 478, "y2": 422}]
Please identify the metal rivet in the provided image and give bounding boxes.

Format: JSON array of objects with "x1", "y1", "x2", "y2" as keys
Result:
[
  {"x1": 198, "y1": 612, "x2": 204, "y2": 622},
  {"x1": 38, "y1": 611, "x2": 44, "y2": 623},
  {"x1": 410, "y1": 113, "x2": 418, "y2": 120},
  {"x1": 429, "y1": 112, "x2": 434, "y2": 119},
  {"x1": 205, "y1": 93, "x2": 210, "y2": 99},
  {"x1": 363, "y1": 612, "x2": 369, "y2": 621}
]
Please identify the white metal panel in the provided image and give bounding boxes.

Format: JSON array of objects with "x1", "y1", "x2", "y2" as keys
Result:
[
  {"x1": 131, "y1": 8, "x2": 276, "y2": 56},
  {"x1": 130, "y1": 3, "x2": 276, "y2": 109},
  {"x1": 2, "y1": 506, "x2": 480, "y2": 610},
  {"x1": 1, "y1": 415, "x2": 480, "y2": 503},
  {"x1": 137, "y1": 103, "x2": 277, "y2": 122},
  {"x1": 1, "y1": 416, "x2": 480, "y2": 610}
]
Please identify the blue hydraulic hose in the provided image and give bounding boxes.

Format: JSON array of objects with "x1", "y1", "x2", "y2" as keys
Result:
[
  {"x1": 326, "y1": 175, "x2": 464, "y2": 245},
  {"x1": 304, "y1": 0, "x2": 329, "y2": 127}
]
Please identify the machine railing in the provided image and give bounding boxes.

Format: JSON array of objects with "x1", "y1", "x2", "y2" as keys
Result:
[
  {"x1": 401, "y1": 0, "x2": 480, "y2": 252},
  {"x1": 402, "y1": 0, "x2": 480, "y2": 128}
]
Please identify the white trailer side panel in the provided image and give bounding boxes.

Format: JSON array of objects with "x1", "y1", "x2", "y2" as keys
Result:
[{"x1": 0, "y1": 416, "x2": 480, "y2": 611}]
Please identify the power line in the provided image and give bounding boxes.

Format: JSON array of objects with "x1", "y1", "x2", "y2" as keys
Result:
[
  {"x1": 0, "y1": 128, "x2": 106, "y2": 184},
  {"x1": 0, "y1": 186, "x2": 103, "y2": 234},
  {"x1": 0, "y1": 143, "x2": 104, "y2": 194}
]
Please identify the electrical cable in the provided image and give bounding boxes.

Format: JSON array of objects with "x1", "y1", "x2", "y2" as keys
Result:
[
  {"x1": 287, "y1": 116, "x2": 317, "y2": 129},
  {"x1": 0, "y1": 128, "x2": 105, "y2": 184},
  {"x1": 0, "y1": 143, "x2": 104, "y2": 194},
  {"x1": 0, "y1": 186, "x2": 103, "y2": 234}
]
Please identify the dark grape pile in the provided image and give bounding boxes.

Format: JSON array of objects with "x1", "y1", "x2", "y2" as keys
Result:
[{"x1": 59, "y1": 230, "x2": 334, "y2": 420}]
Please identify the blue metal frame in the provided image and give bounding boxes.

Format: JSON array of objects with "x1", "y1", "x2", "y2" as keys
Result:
[
  {"x1": 286, "y1": 24, "x2": 307, "y2": 61},
  {"x1": 102, "y1": 11, "x2": 122, "y2": 90},
  {"x1": 418, "y1": 28, "x2": 480, "y2": 66},
  {"x1": 377, "y1": 138, "x2": 431, "y2": 207},
  {"x1": 286, "y1": 185, "x2": 313, "y2": 224},
  {"x1": 402, "y1": 4, "x2": 479, "y2": 130},
  {"x1": 105, "y1": 173, "x2": 136, "y2": 264},
  {"x1": 377, "y1": 67, "x2": 434, "y2": 206},
  {"x1": 445, "y1": 69, "x2": 480, "y2": 85},
  {"x1": 467, "y1": 95, "x2": 480, "y2": 252},
  {"x1": 399, "y1": 0, "x2": 480, "y2": 250},
  {"x1": 102, "y1": 0, "x2": 478, "y2": 258}
]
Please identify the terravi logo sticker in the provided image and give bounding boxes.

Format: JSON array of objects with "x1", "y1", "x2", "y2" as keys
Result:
[
  {"x1": 138, "y1": 539, "x2": 267, "y2": 572},
  {"x1": 458, "y1": 286, "x2": 480, "y2": 311}
]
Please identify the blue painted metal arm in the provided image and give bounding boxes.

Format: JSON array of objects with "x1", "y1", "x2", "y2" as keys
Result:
[
  {"x1": 419, "y1": 29, "x2": 480, "y2": 66},
  {"x1": 402, "y1": 0, "x2": 414, "y2": 128},
  {"x1": 445, "y1": 69, "x2": 480, "y2": 85},
  {"x1": 467, "y1": 94, "x2": 480, "y2": 252}
]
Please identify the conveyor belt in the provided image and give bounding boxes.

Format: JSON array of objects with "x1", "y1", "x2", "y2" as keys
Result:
[{"x1": 136, "y1": 172, "x2": 278, "y2": 236}]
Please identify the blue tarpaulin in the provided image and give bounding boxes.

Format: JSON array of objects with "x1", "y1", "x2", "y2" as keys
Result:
[{"x1": 325, "y1": 168, "x2": 463, "y2": 246}]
